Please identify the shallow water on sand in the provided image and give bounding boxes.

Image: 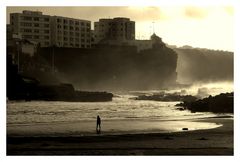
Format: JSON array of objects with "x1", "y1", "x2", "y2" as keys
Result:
[{"x1": 7, "y1": 94, "x2": 231, "y2": 136}]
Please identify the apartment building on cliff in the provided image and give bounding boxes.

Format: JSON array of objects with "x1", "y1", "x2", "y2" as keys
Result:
[
  {"x1": 93, "y1": 17, "x2": 135, "y2": 44},
  {"x1": 9, "y1": 10, "x2": 91, "y2": 48}
]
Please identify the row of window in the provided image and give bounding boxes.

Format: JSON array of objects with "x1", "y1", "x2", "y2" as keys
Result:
[
  {"x1": 23, "y1": 35, "x2": 50, "y2": 39},
  {"x1": 20, "y1": 16, "x2": 50, "y2": 22},
  {"x1": 95, "y1": 23, "x2": 134, "y2": 29},
  {"x1": 57, "y1": 25, "x2": 90, "y2": 31},
  {"x1": 20, "y1": 22, "x2": 50, "y2": 28},
  {"x1": 59, "y1": 42, "x2": 91, "y2": 48},
  {"x1": 61, "y1": 37, "x2": 90, "y2": 42},
  {"x1": 21, "y1": 28, "x2": 50, "y2": 34},
  {"x1": 57, "y1": 30, "x2": 90, "y2": 37},
  {"x1": 56, "y1": 19, "x2": 90, "y2": 27}
]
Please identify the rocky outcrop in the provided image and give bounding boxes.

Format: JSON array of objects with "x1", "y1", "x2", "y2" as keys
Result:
[{"x1": 176, "y1": 92, "x2": 233, "y2": 113}]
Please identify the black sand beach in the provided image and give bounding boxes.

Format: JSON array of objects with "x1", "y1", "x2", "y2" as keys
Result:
[{"x1": 7, "y1": 117, "x2": 233, "y2": 155}]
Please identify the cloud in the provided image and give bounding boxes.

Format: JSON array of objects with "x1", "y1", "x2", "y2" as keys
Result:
[{"x1": 184, "y1": 7, "x2": 208, "y2": 19}]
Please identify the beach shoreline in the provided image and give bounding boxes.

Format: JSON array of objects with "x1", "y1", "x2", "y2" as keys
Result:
[{"x1": 7, "y1": 117, "x2": 233, "y2": 155}]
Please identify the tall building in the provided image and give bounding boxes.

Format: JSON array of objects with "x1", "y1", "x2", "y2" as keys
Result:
[
  {"x1": 10, "y1": 10, "x2": 91, "y2": 48},
  {"x1": 10, "y1": 10, "x2": 51, "y2": 47},
  {"x1": 50, "y1": 16, "x2": 91, "y2": 48},
  {"x1": 94, "y1": 17, "x2": 135, "y2": 44}
]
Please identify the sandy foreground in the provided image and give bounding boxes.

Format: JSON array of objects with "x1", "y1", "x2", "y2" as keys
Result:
[{"x1": 7, "y1": 117, "x2": 233, "y2": 155}]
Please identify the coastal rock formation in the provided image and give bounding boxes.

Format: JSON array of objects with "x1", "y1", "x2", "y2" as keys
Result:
[
  {"x1": 38, "y1": 43, "x2": 178, "y2": 90},
  {"x1": 176, "y1": 92, "x2": 233, "y2": 113},
  {"x1": 7, "y1": 55, "x2": 113, "y2": 102},
  {"x1": 135, "y1": 92, "x2": 197, "y2": 102}
]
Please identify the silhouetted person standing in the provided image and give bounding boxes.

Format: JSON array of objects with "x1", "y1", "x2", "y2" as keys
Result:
[{"x1": 96, "y1": 115, "x2": 101, "y2": 133}]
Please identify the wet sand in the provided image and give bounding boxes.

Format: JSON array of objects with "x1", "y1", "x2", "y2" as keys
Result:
[{"x1": 7, "y1": 117, "x2": 233, "y2": 155}]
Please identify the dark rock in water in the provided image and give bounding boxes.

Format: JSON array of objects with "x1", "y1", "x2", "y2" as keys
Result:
[
  {"x1": 135, "y1": 93, "x2": 197, "y2": 102},
  {"x1": 182, "y1": 128, "x2": 188, "y2": 130},
  {"x1": 198, "y1": 137, "x2": 208, "y2": 140},
  {"x1": 176, "y1": 107, "x2": 185, "y2": 111},
  {"x1": 177, "y1": 92, "x2": 233, "y2": 113},
  {"x1": 164, "y1": 136, "x2": 174, "y2": 140}
]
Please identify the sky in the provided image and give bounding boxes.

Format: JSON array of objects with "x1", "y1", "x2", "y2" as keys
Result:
[{"x1": 6, "y1": 6, "x2": 234, "y2": 51}]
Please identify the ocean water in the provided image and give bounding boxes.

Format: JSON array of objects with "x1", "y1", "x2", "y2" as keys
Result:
[{"x1": 7, "y1": 93, "x2": 232, "y2": 136}]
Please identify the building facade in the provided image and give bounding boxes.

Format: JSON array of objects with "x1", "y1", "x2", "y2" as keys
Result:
[
  {"x1": 10, "y1": 10, "x2": 91, "y2": 48},
  {"x1": 94, "y1": 17, "x2": 135, "y2": 44},
  {"x1": 50, "y1": 16, "x2": 91, "y2": 48},
  {"x1": 10, "y1": 10, "x2": 51, "y2": 47}
]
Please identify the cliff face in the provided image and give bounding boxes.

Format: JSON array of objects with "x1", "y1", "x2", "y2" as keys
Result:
[
  {"x1": 174, "y1": 48, "x2": 233, "y2": 83},
  {"x1": 39, "y1": 45, "x2": 178, "y2": 91}
]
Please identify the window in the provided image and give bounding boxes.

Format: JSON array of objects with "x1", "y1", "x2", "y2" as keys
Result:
[
  {"x1": 24, "y1": 29, "x2": 32, "y2": 33},
  {"x1": 81, "y1": 39, "x2": 85, "y2": 42},
  {"x1": 69, "y1": 32, "x2": 73, "y2": 36},
  {"x1": 70, "y1": 26, "x2": 74, "y2": 30},
  {"x1": 75, "y1": 44, "x2": 79, "y2": 47},
  {"x1": 34, "y1": 35, "x2": 39, "y2": 39},
  {"x1": 44, "y1": 36, "x2": 49, "y2": 39},
  {"x1": 34, "y1": 29, "x2": 39, "y2": 33},
  {"x1": 64, "y1": 37, "x2": 68, "y2": 41},
  {"x1": 34, "y1": 23, "x2": 39, "y2": 27},
  {"x1": 81, "y1": 33, "x2": 85, "y2": 37},
  {"x1": 75, "y1": 21, "x2": 79, "y2": 25},
  {"x1": 64, "y1": 31, "x2": 68, "y2": 35},
  {"x1": 75, "y1": 27, "x2": 79, "y2": 31},
  {"x1": 75, "y1": 38, "x2": 79, "y2": 42},
  {"x1": 64, "y1": 25, "x2": 68, "y2": 30},
  {"x1": 57, "y1": 25, "x2": 62, "y2": 29},
  {"x1": 25, "y1": 23, "x2": 32, "y2": 27},
  {"x1": 44, "y1": 30, "x2": 49, "y2": 34},
  {"x1": 64, "y1": 19, "x2": 68, "y2": 24},
  {"x1": 45, "y1": 42, "x2": 49, "y2": 45},
  {"x1": 81, "y1": 22, "x2": 84, "y2": 26},
  {"x1": 44, "y1": 24, "x2": 49, "y2": 28},
  {"x1": 57, "y1": 19, "x2": 62, "y2": 23},
  {"x1": 23, "y1": 16, "x2": 32, "y2": 21},
  {"x1": 81, "y1": 44, "x2": 85, "y2": 48},
  {"x1": 70, "y1": 37, "x2": 74, "y2": 41},
  {"x1": 76, "y1": 33, "x2": 80, "y2": 36},
  {"x1": 34, "y1": 17, "x2": 39, "y2": 21},
  {"x1": 44, "y1": 18, "x2": 49, "y2": 22},
  {"x1": 23, "y1": 35, "x2": 32, "y2": 39},
  {"x1": 69, "y1": 20, "x2": 73, "y2": 25}
]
